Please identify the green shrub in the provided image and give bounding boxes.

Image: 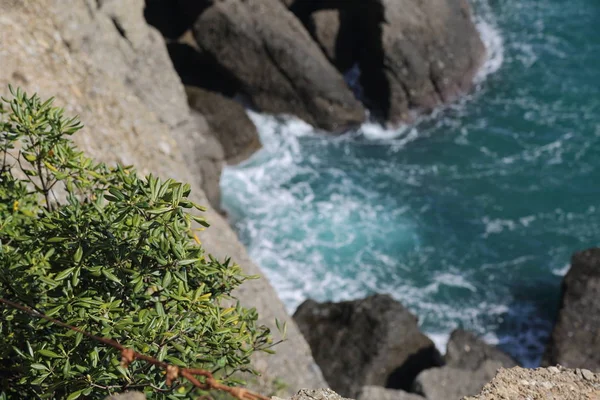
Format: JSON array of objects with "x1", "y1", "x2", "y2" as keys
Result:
[{"x1": 0, "y1": 87, "x2": 271, "y2": 399}]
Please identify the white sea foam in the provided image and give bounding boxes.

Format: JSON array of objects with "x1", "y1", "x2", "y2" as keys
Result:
[
  {"x1": 472, "y1": 0, "x2": 505, "y2": 82},
  {"x1": 474, "y1": 19, "x2": 505, "y2": 82},
  {"x1": 219, "y1": 0, "x2": 530, "y2": 365},
  {"x1": 552, "y1": 263, "x2": 570, "y2": 276}
]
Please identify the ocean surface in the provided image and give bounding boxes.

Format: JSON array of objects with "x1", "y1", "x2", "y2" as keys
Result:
[{"x1": 221, "y1": 0, "x2": 600, "y2": 366}]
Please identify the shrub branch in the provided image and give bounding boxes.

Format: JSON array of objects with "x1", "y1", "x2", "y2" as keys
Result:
[{"x1": 0, "y1": 297, "x2": 270, "y2": 400}]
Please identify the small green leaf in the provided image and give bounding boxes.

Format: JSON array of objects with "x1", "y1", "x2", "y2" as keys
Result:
[
  {"x1": 66, "y1": 390, "x2": 84, "y2": 400},
  {"x1": 38, "y1": 349, "x2": 61, "y2": 358},
  {"x1": 108, "y1": 187, "x2": 125, "y2": 200},
  {"x1": 177, "y1": 258, "x2": 199, "y2": 266},
  {"x1": 47, "y1": 237, "x2": 68, "y2": 243},
  {"x1": 45, "y1": 305, "x2": 64, "y2": 317},
  {"x1": 101, "y1": 269, "x2": 122, "y2": 285},
  {"x1": 55, "y1": 267, "x2": 75, "y2": 281},
  {"x1": 73, "y1": 246, "x2": 83, "y2": 263},
  {"x1": 155, "y1": 302, "x2": 165, "y2": 317}
]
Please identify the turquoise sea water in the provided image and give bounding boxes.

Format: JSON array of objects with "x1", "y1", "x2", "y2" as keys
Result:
[{"x1": 221, "y1": 0, "x2": 600, "y2": 366}]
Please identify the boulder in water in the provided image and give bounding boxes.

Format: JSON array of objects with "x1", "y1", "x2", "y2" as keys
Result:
[
  {"x1": 191, "y1": 0, "x2": 366, "y2": 131},
  {"x1": 293, "y1": 294, "x2": 443, "y2": 398},
  {"x1": 284, "y1": 0, "x2": 486, "y2": 124}
]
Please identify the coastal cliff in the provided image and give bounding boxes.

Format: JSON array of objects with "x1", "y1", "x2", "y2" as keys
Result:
[
  {"x1": 6, "y1": 1, "x2": 595, "y2": 399},
  {"x1": 0, "y1": 0, "x2": 324, "y2": 394}
]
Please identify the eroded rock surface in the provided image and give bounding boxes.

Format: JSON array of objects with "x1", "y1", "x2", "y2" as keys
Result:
[
  {"x1": 543, "y1": 248, "x2": 600, "y2": 371},
  {"x1": 464, "y1": 366, "x2": 600, "y2": 400},
  {"x1": 294, "y1": 294, "x2": 442, "y2": 397}
]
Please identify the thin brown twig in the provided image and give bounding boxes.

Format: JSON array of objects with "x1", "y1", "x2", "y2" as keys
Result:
[{"x1": 0, "y1": 297, "x2": 270, "y2": 400}]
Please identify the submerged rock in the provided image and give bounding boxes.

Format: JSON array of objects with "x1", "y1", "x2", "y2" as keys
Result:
[
  {"x1": 543, "y1": 248, "x2": 600, "y2": 371},
  {"x1": 192, "y1": 0, "x2": 366, "y2": 131},
  {"x1": 293, "y1": 294, "x2": 442, "y2": 398}
]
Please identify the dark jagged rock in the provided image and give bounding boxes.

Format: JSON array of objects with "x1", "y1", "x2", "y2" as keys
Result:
[
  {"x1": 445, "y1": 329, "x2": 518, "y2": 370},
  {"x1": 186, "y1": 86, "x2": 261, "y2": 165},
  {"x1": 192, "y1": 0, "x2": 366, "y2": 132},
  {"x1": 283, "y1": 0, "x2": 485, "y2": 125},
  {"x1": 293, "y1": 294, "x2": 442, "y2": 398},
  {"x1": 543, "y1": 248, "x2": 600, "y2": 371}
]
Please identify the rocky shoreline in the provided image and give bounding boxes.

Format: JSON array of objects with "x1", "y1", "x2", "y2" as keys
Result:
[{"x1": 1, "y1": 0, "x2": 599, "y2": 398}]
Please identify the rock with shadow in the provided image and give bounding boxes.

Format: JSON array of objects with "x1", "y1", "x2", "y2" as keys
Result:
[
  {"x1": 543, "y1": 248, "x2": 600, "y2": 371},
  {"x1": 293, "y1": 294, "x2": 443, "y2": 398},
  {"x1": 191, "y1": 0, "x2": 366, "y2": 132},
  {"x1": 283, "y1": 0, "x2": 486, "y2": 125},
  {"x1": 413, "y1": 329, "x2": 518, "y2": 400},
  {"x1": 186, "y1": 86, "x2": 261, "y2": 165}
]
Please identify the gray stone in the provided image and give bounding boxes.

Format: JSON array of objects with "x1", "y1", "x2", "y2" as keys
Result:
[
  {"x1": 445, "y1": 329, "x2": 518, "y2": 370},
  {"x1": 543, "y1": 248, "x2": 600, "y2": 371},
  {"x1": 186, "y1": 86, "x2": 261, "y2": 165},
  {"x1": 273, "y1": 388, "x2": 352, "y2": 400},
  {"x1": 358, "y1": 386, "x2": 424, "y2": 400},
  {"x1": 464, "y1": 366, "x2": 600, "y2": 400},
  {"x1": 294, "y1": 295, "x2": 442, "y2": 398},
  {"x1": 413, "y1": 360, "x2": 504, "y2": 400},
  {"x1": 192, "y1": 0, "x2": 366, "y2": 131},
  {"x1": 48, "y1": 0, "x2": 225, "y2": 210},
  {"x1": 580, "y1": 368, "x2": 595, "y2": 381}
]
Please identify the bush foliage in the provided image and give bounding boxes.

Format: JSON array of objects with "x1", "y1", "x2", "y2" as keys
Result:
[{"x1": 0, "y1": 87, "x2": 271, "y2": 399}]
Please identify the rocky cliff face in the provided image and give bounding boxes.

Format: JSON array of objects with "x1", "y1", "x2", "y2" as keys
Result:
[
  {"x1": 0, "y1": 0, "x2": 325, "y2": 394},
  {"x1": 543, "y1": 248, "x2": 600, "y2": 372},
  {"x1": 281, "y1": 0, "x2": 486, "y2": 124},
  {"x1": 147, "y1": 0, "x2": 485, "y2": 129}
]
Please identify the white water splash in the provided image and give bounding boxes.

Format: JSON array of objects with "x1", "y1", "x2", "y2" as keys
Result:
[
  {"x1": 473, "y1": 0, "x2": 505, "y2": 82},
  {"x1": 222, "y1": 0, "x2": 511, "y2": 360}
]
